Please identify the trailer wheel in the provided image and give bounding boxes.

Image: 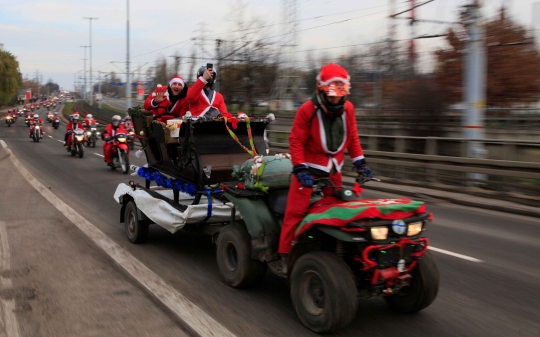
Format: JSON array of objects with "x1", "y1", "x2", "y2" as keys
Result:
[
  {"x1": 290, "y1": 251, "x2": 358, "y2": 333},
  {"x1": 216, "y1": 223, "x2": 267, "y2": 288},
  {"x1": 124, "y1": 201, "x2": 149, "y2": 244},
  {"x1": 385, "y1": 251, "x2": 439, "y2": 313}
]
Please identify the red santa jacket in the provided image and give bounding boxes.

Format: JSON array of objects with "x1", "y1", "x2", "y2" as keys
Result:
[
  {"x1": 185, "y1": 77, "x2": 228, "y2": 118},
  {"x1": 84, "y1": 118, "x2": 97, "y2": 127},
  {"x1": 30, "y1": 118, "x2": 43, "y2": 126},
  {"x1": 289, "y1": 100, "x2": 364, "y2": 173},
  {"x1": 103, "y1": 124, "x2": 128, "y2": 138},
  {"x1": 143, "y1": 87, "x2": 188, "y2": 117},
  {"x1": 66, "y1": 121, "x2": 84, "y2": 132}
]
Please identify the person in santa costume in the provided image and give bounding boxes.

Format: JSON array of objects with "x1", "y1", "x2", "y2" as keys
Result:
[
  {"x1": 277, "y1": 63, "x2": 373, "y2": 271},
  {"x1": 184, "y1": 65, "x2": 232, "y2": 120},
  {"x1": 143, "y1": 75, "x2": 189, "y2": 121}
]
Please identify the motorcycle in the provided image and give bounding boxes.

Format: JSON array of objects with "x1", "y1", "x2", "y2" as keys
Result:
[
  {"x1": 109, "y1": 133, "x2": 130, "y2": 174},
  {"x1": 25, "y1": 116, "x2": 31, "y2": 127},
  {"x1": 46, "y1": 113, "x2": 54, "y2": 122},
  {"x1": 18, "y1": 110, "x2": 24, "y2": 117},
  {"x1": 68, "y1": 129, "x2": 86, "y2": 158},
  {"x1": 52, "y1": 116, "x2": 60, "y2": 129},
  {"x1": 127, "y1": 129, "x2": 135, "y2": 150},
  {"x1": 5, "y1": 115, "x2": 14, "y2": 127},
  {"x1": 85, "y1": 126, "x2": 100, "y2": 148},
  {"x1": 31, "y1": 123, "x2": 43, "y2": 142}
]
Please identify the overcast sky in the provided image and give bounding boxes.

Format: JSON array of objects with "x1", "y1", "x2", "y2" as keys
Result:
[{"x1": 1, "y1": 0, "x2": 538, "y2": 91}]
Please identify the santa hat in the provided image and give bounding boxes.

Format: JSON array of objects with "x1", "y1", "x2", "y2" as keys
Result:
[
  {"x1": 169, "y1": 75, "x2": 185, "y2": 88},
  {"x1": 151, "y1": 84, "x2": 170, "y2": 98},
  {"x1": 316, "y1": 63, "x2": 350, "y2": 86}
]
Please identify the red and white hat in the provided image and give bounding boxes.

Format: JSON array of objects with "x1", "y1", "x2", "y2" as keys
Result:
[
  {"x1": 169, "y1": 75, "x2": 185, "y2": 88},
  {"x1": 316, "y1": 63, "x2": 351, "y2": 97}
]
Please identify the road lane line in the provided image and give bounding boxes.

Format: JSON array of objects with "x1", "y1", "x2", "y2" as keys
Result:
[
  {"x1": 48, "y1": 135, "x2": 53, "y2": 138},
  {"x1": 429, "y1": 246, "x2": 483, "y2": 263},
  {"x1": 0, "y1": 140, "x2": 236, "y2": 337},
  {"x1": 0, "y1": 221, "x2": 21, "y2": 337},
  {"x1": 93, "y1": 153, "x2": 104, "y2": 157}
]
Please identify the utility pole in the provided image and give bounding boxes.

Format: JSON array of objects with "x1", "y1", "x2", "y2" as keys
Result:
[
  {"x1": 80, "y1": 46, "x2": 89, "y2": 101},
  {"x1": 126, "y1": 0, "x2": 131, "y2": 112},
  {"x1": 98, "y1": 71, "x2": 102, "y2": 109},
  {"x1": 215, "y1": 39, "x2": 222, "y2": 92},
  {"x1": 462, "y1": 0, "x2": 487, "y2": 183},
  {"x1": 83, "y1": 17, "x2": 98, "y2": 103}
]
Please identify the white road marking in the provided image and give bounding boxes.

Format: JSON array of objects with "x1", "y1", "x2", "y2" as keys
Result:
[
  {"x1": 0, "y1": 221, "x2": 21, "y2": 337},
  {"x1": 57, "y1": 140, "x2": 63, "y2": 143},
  {"x1": 0, "y1": 140, "x2": 236, "y2": 337},
  {"x1": 93, "y1": 153, "x2": 104, "y2": 157},
  {"x1": 429, "y1": 246, "x2": 483, "y2": 263},
  {"x1": 48, "y1": 135, "x2": 53, "y2": 138}
]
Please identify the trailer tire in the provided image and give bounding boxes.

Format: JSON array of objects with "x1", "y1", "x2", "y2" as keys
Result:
[
  {"x1": 216, "y1": 223, "x2": 267, "y2": 288},
  {"x1": 124, "y1": 201, "x2": 149, "y2": 244}
]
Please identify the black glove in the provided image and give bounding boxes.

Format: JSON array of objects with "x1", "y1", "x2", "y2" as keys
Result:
[
  {"x1": 104, "y1": 136, "x2": 112, "y2": 142},
  {"x1": 353, "y1": 159, "x2": 373, "y2": 179},
  {"x1": 293, "y1": 164, "x2": 314, "y2": 188}
]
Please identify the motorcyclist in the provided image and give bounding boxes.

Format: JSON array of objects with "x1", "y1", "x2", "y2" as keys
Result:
[
  {"x1": 121, "y1": 115, "x2": 134, "y2": 130},
  {"x1": 29, "y1": 113, "x2": 44, "y2": 138},
  {"x1": 277, "y1": 63, "x2": 373, "y2": 273},
  {"x1": 102, "y1": 115, "x2": 128, "y2": 167},
  {"x1": 64, "y1": 113, "x2": 84, "y2": 151},
  {"x1": 143, "y1": 75, "x2": 189, "y2": 121},
  {"x1": 84, "y1": 114, "x2": 97, "y2": 128},
  {"x1": 185, "y1": 66, "x2": 234, "y2": 120}
]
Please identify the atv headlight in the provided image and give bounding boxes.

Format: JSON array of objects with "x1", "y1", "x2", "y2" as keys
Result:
[
  {"x1": 407, "y1": 222, "x2": 423, "y2": 236},
  {"x1": 370, "y1": 226, "x2": 388, "y2": 240}
]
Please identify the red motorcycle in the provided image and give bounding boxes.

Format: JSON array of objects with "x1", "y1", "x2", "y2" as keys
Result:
[{"x1": 108, "y1": 133, "x2": 131, "y2": 174}]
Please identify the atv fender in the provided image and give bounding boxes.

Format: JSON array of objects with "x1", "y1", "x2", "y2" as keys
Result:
[{"x1": 224, "y1": 192, "x2": 281, "y2": 261}]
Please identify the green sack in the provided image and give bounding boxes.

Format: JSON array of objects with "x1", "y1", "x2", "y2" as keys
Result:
[{"x1": 232, "y1": 154, "x2": 293, "y2": 192}]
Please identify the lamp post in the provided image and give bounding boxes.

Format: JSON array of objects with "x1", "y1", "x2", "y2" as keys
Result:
[
  {"x1": 83, "y1": 17, "x2": 98, "y2": 104},
  {"x1": 80, "y1": 46, "x2": 89, "y2": 101},
  {"x1": 125, "y1": 0, "x2": 131, "y2": 113}
]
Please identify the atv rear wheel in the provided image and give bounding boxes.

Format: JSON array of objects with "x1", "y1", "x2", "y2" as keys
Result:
[
  {"x1": 216, "y1": 223, "x2": 267, "y2": 288},
  {"x1": 385, "y1": 251, "x2": 439, "y2": 313},
  {"x1": 290, "y1": 252, "x2": 358, "y2": 333}
]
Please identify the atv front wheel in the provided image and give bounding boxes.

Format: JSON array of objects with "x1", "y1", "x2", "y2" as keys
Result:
[{"x1": 290, "y1": 251, "x2": 358, "y2": 333}]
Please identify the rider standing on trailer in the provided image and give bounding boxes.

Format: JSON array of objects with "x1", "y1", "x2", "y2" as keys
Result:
[{"x1": 277, "y1": 63, "x2": 373, "y2": 270}]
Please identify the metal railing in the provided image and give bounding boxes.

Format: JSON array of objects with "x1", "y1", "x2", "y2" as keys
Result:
[{"x1": 267, "y1": 130, "x2": 540, "y2": 206}]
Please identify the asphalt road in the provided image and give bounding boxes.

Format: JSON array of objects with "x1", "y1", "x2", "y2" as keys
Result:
[{"x1": 1, "y1": 105, "x2": 539, "y2": 336}]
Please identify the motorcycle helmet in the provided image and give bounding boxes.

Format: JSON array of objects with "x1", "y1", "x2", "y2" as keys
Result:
[
  {"x1": 315, "y1": 63, "x2": 351, "y2": 118},
  {"x1": 33, "y1": 114, "x2": 39, "y2": 119},
  {"x1": 54, "y1": 112, "x2": 58, "y2": 115},
  {"x1": 72, "y1": 113, "x2": 80, "y2": 121},
  {"x1": 86, "y1": 114, "x2": 93, "y2": 120},
  {"x1": 111, "y1": 115, "x2": 121, "y2": 127},
  {"x1": 197, "y1": 65, "x2": 217, "y2": 85}
]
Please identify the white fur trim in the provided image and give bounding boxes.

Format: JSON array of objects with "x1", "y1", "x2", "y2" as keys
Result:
[
  {"x1": 169, "y1": 77, "x2": 185, "y2": 87},
  {"x1": 198, "y1": 76, "x2": 208, "y2": 84},
  {"x1": 316, "y1": 76, "x2": 350, "y2": 86},
  {"x1": 351, "y1": 155, "x2": 364, "y2": 162}
]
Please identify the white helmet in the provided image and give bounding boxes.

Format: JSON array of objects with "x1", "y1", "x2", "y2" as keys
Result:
[
  {"x1": 33, "y1": 114, "x2": 39, "y2": 118},
  {"x1": 72, "y1": 114, "x2": 80, "y2": 121},
  {"x1": 86, "y1": 114, "x2": 93, "y2": 119}
]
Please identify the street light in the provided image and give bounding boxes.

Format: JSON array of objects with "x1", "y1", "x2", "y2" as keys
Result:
[
  {"x1": 126, "y1": 0, "x2": 131, "y2": 113},
  {"x1": 80, "y1": 46, "x2": 89, "y2": 101},
  {"x1": 83, "y1": 17, "x2": 98, "y2": 103}
]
